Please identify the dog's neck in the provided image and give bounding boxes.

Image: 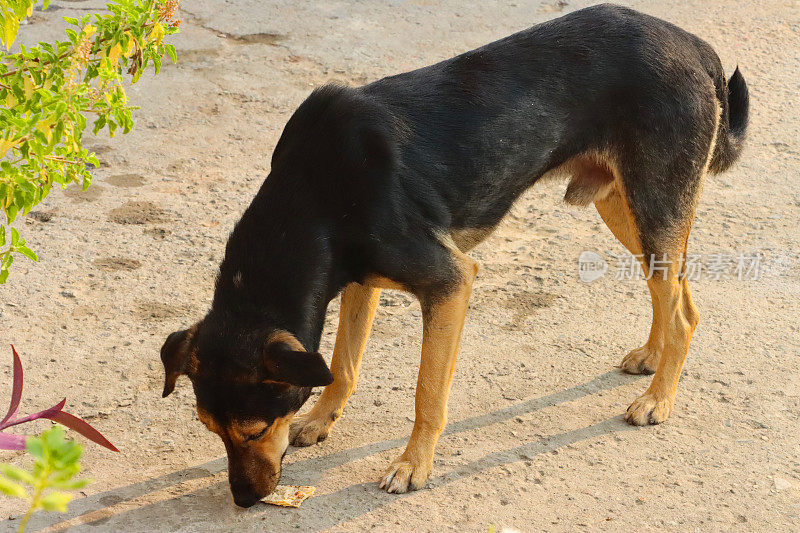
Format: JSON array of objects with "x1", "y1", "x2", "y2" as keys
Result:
[{"x1": 209, "y1": 178, "x2": 341, "y2": 352}]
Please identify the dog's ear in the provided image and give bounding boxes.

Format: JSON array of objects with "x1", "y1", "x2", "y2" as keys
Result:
[
  {"x1": 160, "y1": 326, "x2": 197, "y2": 397},
  {"x1": 262, "y1": 331, "x2": 333, "y2": 387},
  {"x1": 263, "y1": 348, "x2": 334, "y2": 387}
]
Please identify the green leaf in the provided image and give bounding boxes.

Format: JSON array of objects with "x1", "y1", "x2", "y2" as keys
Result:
[
  {"x1": 43, "y1": 0, "x2": 51, "y2": 10},
  {"x1": 12, "y1": 1, "x2": 30, "y2": 20},
  {"x1": 165, "y1": 43, "x2": 177, "y2": 64},
  {"x1": 0, "y1": 476, "x2": 27, "y2": 498},
  {"x1": 3, "y1": 12, "x2": 20, "y2": 49},
  {"x1": 15, "y1": 244, "x2": 37, "y2": 261},
  {"x1": 26, "y1": 436, "x2": 44, "y2": 459},
  {"x1": 6, "y1": 204, "x2": 18, "y2": 223},
  {"x1": 48, "y1": 466, "x2": 79, "y2": 485},
  {"x1": 0, "y1": 464, "x2": 34, "y2": 485},
  {"x1": 39, "y1": 491, "x2": 72, "y2": 512},
  {"x1": 43, "y1": 426, "x2": 66, "y2": 451},
  {"x1": 92, "y1": 115, "x2": 106, "y2": 135},
  {"x1": 56, "y1": 444, "x2": 83, "y2": 467},
  {"x1": 50, "y1": 478, "x2": 89, "y2": 490},
  {"x1": 1, "y1": 250, "x2": 14, "y2": 269}
]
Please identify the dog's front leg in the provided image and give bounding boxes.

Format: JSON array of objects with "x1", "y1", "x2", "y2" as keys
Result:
[
  {"x1": 290, "y1": 283, "x2": 381, "y2": 446},
  {"x1": 380, "y1": 251, "x2": 477, "y2": 493}
]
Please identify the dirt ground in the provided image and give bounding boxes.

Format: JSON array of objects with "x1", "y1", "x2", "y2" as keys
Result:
[{"x1": 2, "y1": 0, "x2": 799, "y2": 531}]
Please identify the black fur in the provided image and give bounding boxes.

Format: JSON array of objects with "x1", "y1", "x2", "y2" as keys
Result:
[
  {"x1": 162, "y1": 3, "x2": 749, "y2": 505},
  {"x1": 709, "y1": 66, "x2": 750, "y2": 173},
  {"x1": 160, "y1": 328, "x2": 192, "y2": 397},
  {"x1": 202, "y1": 3, "x2": 748, "y2": 339}
]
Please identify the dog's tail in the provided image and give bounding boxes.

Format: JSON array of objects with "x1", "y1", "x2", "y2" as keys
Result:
[{"x1": 708, "y1": 66, "x2": 749, "y2": 174}]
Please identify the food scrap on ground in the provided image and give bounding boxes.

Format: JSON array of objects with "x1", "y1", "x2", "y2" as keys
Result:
[{"x1": 261, "y1": 485, "x2": 316, "y2": 508}]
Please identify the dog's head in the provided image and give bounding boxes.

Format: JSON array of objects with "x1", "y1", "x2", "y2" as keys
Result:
[{"x1": 160, "y1": 323, "x2": 333, "y2": 507}]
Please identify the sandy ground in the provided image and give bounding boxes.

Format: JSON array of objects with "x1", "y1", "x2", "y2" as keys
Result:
[{"x1": 1, "y1": 0, "x2": 799, "y2": 531}]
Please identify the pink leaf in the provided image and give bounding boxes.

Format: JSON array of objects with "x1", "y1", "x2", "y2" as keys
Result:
[
  {"x1": 1, "y1": 398, "x2": 66, "y2": 429},
  {"x1": 0, "y1": 432, "x2": 27, "y2": 450},
  {"x1": 47, "y1": 411, "x2": 119, "y2": 452},
  {"x1": 0, "y1": 345, "x2": 24, "y2": 428}
]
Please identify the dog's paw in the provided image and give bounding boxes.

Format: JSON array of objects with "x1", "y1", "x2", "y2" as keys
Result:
[
  {"x1": 620, "y1": 345, "x2": 660, "y2": 375},
  {"x1": 625, "y1": 392, "x2": 673, "y2": 425},
  {"x1": 289, "y1": 412, "x2": 337, "y2": 447},
  {"x1": 378, "y1": 454, "x2": 431, "y2": 494}
]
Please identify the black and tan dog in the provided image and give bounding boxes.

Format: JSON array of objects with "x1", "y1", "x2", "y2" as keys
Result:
[{"x1": 160, "y1": 4, "x2": 748, "y2": 507}]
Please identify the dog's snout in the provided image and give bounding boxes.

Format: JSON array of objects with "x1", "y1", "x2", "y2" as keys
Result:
[
  {"x1": 232, "y1": 493, "x2": 260, "y2": 508},
  {"x1": 221, "y1": 415, "x2": 291, "y2": 506},
  {"x1": 229, "y1": 465, "x2": 281, "y2": 508},
  {"x1": 230, "y1": 481, "x2": 260, "y2": 508}
]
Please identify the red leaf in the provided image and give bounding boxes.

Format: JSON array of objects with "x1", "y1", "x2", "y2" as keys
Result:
[
  {"x1": 0, "y1": 432, "x2": 27, "y2": 450},
  {"x1": 47, "y1": 411, "x2": 119, "y2": 452},
  {"x1": 0, "y1": 346, "x2": 118, "y2": 452},
  {"x1": 0, "y1": 345, "x2": 24, "y2": 428},
  {"x1": 1, "y1": 398, "x2": 66, "y2": 429}
]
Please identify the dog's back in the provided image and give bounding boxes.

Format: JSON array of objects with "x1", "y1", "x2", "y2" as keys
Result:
[{"x1": 345, "y1": 3, "x2": 746, "y2": 230}]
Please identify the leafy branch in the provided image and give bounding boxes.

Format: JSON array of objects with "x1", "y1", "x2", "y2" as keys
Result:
[{"x1": 0, "y1": 0, "x2": 181, "y2": 283}]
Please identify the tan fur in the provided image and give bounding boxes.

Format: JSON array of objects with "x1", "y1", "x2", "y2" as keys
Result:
[
  {"x1": 363, "y1": 274, "x2": 407, "y2": 291},
  {"x1": 626, "y1": 272, "x2": 699, "y2": 425},
  {"x1": 290, "y1": 283, "x2": 381, "y2": 446},
  {"x1": 596, "y1": 188, "x2": 664, "y2": 374},
  {"x1": 229, "y1": 414, "x2": 293, "y2": 450},
  {"x1": 298, "y1": 234, "x2": 479, "y2": 493},
  {"x1": 257, "y1": 414, "x2": 294, "y2": 467},
  {"x1": 379, "y1": 235, "x2": 478, "y2": 493},
  {"x1": 266, "y1": 329, "x2": 306, "y2": 351},
  {"x1": 624, "y1": 102, "x2": 718, "y2": 423},
  {"x1": 196, "y1": 407, "x2": 222, "y2": 435},
  {"x1": 450, "y1": 226, "x2": 496, "y2": 252},
  {"x1": 594, "y1": 165, "x2": 704, "y2": 425},
  {"x1": 199, "y1": 407, "x2": 294, "y2": 494}
]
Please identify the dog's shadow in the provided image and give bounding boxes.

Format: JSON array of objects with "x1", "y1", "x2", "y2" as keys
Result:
[{"x1": 24, "y1": 370, "x2": 643, "y2": 532}]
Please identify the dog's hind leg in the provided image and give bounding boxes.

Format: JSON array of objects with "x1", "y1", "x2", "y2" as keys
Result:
[
  {"x1": 589, "y1": 79, "x2": 719, "y2": 425},
  {"x1": 379, "y1": 240, "x2": 478, "y2": 493},
  {"x1": 626, "y1": 259, "x2": 700, "y2": 425},
  {"x1": 290, "y1": 283, "x2": 381, "y2": 446},
  {"x1": 612, "y1": 161, "x2": 706, "y2": 425},
  {"x1": 595, "y1": 189, "x2": 663, "y2": 375}
]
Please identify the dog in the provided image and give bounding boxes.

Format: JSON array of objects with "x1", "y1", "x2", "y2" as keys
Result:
[{"x1": 160, "y1": 4, "x2": 748, "y2": 507}]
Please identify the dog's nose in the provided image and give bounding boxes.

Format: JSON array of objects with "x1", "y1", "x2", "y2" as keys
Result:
[
  {"x1": 233, "y1": 494, "x2": 260, "y2": 508},
  {"x1": 231, "y1": 483, "x2": 260, "y2": 508}
]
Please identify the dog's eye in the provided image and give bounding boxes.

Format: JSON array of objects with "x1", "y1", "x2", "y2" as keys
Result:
[{"x1": 246, "y1": 426, "x2": 269, "y2": 442}]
